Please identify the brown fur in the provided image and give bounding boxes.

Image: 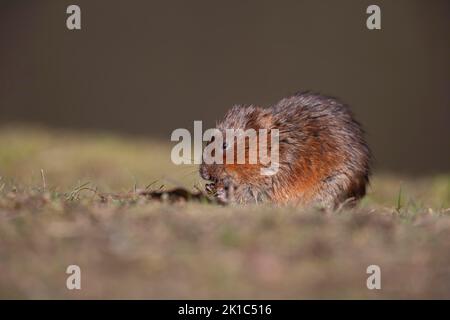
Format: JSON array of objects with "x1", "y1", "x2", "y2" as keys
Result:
[{"x1": 200, "y1": 92, "x2": 371, "y2": 208}]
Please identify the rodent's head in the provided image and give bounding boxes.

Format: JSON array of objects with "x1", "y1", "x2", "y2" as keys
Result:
[{"x1": 199, "y1": 105, "x2": 277, "y2": 202}]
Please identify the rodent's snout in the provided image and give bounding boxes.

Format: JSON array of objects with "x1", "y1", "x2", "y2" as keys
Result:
[
  {"x1": 199, "y1": 162, "x2": 225, "y2": 182},
  {"x1": 199, "y1": 164, "x2": 212, "y2": 181}
]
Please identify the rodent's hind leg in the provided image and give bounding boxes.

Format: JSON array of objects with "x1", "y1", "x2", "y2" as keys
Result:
[
  {"x1": 318, "y1": 172, "x2": 364, "y2": 210},
  {"x1": 317, "y1": 173, "x2": 351, "y2": 210}
]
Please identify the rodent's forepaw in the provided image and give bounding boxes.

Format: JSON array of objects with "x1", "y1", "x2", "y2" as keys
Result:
[
  {"x1": 205, "y1": 183, "x2": 216, "y2": 195},
  {"x1": 204, "y1": 181, "x2": 234, "y2": 204}
]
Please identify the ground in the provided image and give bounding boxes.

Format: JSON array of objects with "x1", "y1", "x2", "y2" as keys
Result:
[{"x1": 0, "y1": 126, "x2": 449, "y2": 299}]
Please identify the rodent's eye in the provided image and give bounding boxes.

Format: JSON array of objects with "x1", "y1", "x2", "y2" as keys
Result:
[{"x1": 222, "y1": 142, "x2": 228, "y2": 150}]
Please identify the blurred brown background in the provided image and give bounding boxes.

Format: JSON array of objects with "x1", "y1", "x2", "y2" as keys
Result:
[{"x1": 0, "y1": 0, "x2": 449, "y2": 174}]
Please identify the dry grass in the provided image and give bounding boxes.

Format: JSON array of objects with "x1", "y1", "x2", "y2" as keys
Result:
[{"x1": 0, "y1": 126, "x2": 449, "y2": 299}]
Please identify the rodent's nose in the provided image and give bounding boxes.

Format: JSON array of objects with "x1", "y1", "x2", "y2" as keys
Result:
[{"x1": 199, "y1": 165, "x2": 211, "y2": 181}]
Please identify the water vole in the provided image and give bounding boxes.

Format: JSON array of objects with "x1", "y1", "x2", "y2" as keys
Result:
[{"x1": 199, "y1": 92, "x2": 371, "y2": 208}]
